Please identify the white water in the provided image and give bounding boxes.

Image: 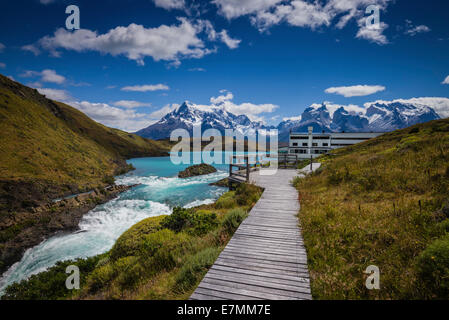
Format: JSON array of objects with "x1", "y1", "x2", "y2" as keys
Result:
[{"x1": 0, "y1": 157, "x2": 228, "y2": 294}]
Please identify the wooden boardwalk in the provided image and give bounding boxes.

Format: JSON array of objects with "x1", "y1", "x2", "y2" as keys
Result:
[{"x1": 191, "y1": 166, "x2": 319, "y2": 300}]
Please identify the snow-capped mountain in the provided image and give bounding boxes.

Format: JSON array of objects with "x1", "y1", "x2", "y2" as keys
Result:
[
  {"x1": 136, "y1": 101, "x2": 271, "y2": 140},
  {"x1": 136, "y1": 98, "x2": 447, "y2": 141},
  {"x1": 278, "y1": 100, "x2": 442, "y2": 137}
]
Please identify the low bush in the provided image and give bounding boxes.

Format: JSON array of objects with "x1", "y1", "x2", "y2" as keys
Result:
[
  {"x1": 215, "y1": 191, "x2": 236, "y2": 209},
  {"x1": 3, "y1": 255, "x2": 101, "y2": 300},
  {"x1": 234, "y1": 183, "x2": 262, "y2": 206},
  {"x1": 416, "y1": 236, "x2": 449, "y2": 298},
  {"x1": 221, "y1": 208, "x2": 248, "y2": 235},
  {"x1": 161, "y1": 207, "x2": 218, "y2": 236},
  {"x1": 110, "y1": 215, "x2": 165, "y2": 260},
  {"x1": 174, "y1": 247, "x2": 222, "y2": 293}
]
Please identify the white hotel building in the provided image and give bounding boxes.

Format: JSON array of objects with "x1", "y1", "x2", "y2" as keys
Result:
[{"x1": 288, "y1": 127, "x2": 384, "y2": 159}]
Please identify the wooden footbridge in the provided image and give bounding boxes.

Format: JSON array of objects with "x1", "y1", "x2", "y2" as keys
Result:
[{"x1": 191, "y1": 158, "x2": 321, "y2": 300}]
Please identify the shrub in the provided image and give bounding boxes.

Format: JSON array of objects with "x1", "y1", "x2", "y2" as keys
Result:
[
  {"x1": 142, "y1": 229, "x2": 192, "y2": 271},
  {"x1": 110, "y1": 215, "x2": 165, "y2": 260},
  {"x1": 86, "y1": 263, "x2": 115, "y2": 293},
  {"x1": 102, "y1": 175, "x2": 115, "y2": 185},
  {"x1": 234, "y1": 183, "x2": 262, "y2": 206},
  {"x1": 215, "y1": 192, "x2": 236, "y2": 209},
  {"x1": 416, "y1": 236, "x2": 449, "y2": 298},
  {"x1": 221, "y1": 208, "x2": 248, "y2": 235},
  {"x1": 3, "y1": 256, "x2": 101, "y2": 300},
  {"x1": 174, "y1": 247, "x2": 222, "y2": 293},
  {"x1": 161, "y1": 207, "x2": 219, "y2": 236}
]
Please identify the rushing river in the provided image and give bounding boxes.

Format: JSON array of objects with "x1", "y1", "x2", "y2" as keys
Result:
[{"x1": 0, "y1": 154, "x2": 230, "y2": 294}]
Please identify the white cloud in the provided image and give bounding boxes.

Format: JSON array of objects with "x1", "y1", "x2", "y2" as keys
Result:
[
  {"x1": 113, "y1": 100, "x2": 151, "y2": 108},
  {"x1": 150, "y1": 103, "x2": 180, "y2": 119},
  {"x1": 210, "y1": 91, "x2": 234, "y2": 104},
  {"x1": 0, "y1": 62, "x2": 5, "y2": 69},
  {"x1": 403, "y1": 20, "x2": 431, "y2": 36},
  {"x1": 0, "y1": 43, "x2": 5, "y2": 52},
  {"x1": 325, "y1": 85, "x2": 386, "y2": 97},
  {"x1": 209, "y1": 90, "x2": 279, "y2": 122},
  {"x1": 153, "y1": 0, "x2": 185, "y2": 10},
  {"x1": 188, "y1": 67, "x2": 206, "y2": 72},
  {"x1": 356, "y1": 18, "x2": 389, "y2": 45},
  {"x1": 21, "y1": 44, "x2": 40, "y2": 55},
  {"x1": 40, "y1": 0, "x2": 55, "y2": 4},
  {"x1": 283, "y1": 115, "x2": 302, "y2": 122},
  {"x1": 37, "y1": 88, "x2": 72, "y2": 101},
  {"x1": 121, "y1": 84, "x2": 170, "y2": 92},
  {"x1": 214, "y1": 0, "x2": 393, "y2": 44},
  {"x1": 20, "y1": 69, "x2": 66, "y2": 84},
  {"x1": 442, "y1": 76, "x2": 449, "y2": 85},
  {"x1": 218, "y1": 30, "x2": 241, "y2": 49},
  {"x1": 28, "y1": 18, "x2": 217, "y2": 66},
  {"x1": 213, "y1": 0, "x2": 283, "y2": 20}
]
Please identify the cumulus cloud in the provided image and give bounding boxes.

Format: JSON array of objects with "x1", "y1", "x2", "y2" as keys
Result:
[
  {"x1": 23, "y1": 18, "x2": 236, "y2": 66},
  {"x1": 209, "y1": 90, "x2": 279, "y2": 122},
  {"x1": 356, "y1": 17, "x2": 389, "y2": 45},
  {"x1": 37, "y1": 88, "x2": 72, "y2": 101},
  {"x1": 325, "y1": 85, "x2": 386, "y2": 97},
  {"x1": 121, "y1": 84, "x2": 170, "y2": 92},
  {"x1": 149, "y1": 103, "x2": 180, "y2": 119},
  {"x1": 20, "y1": 69, "x2": 66, "y2": 84},
  {"x1": 214, "y1": 0, "x2": 393, "y2": 44},
  {"x1": 442, "y1": 76, "x2": 449, "y2": 85},
  {"x1": 113, "y1": 100, "x2": 151, "y2": 108},
  {"x1": 214, "y1": 0, "x2": 283, "y2": 20},
  {"x1": 153, "y1": 0, "x2": 185, "y2": 10}
]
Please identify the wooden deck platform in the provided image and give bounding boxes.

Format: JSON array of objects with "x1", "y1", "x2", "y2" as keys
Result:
[{"x1": 190, "y1": 167, "x2": 319, "y2": 300}]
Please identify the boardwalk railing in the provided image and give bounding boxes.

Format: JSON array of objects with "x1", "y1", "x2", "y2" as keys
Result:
[{"x1": 228, "y1": 155, "x2": 259, "y2": 186}]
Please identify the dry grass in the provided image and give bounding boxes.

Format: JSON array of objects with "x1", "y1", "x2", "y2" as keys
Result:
[{"x1": 295, "y1": 119, "x2": 449, "y2": 299}]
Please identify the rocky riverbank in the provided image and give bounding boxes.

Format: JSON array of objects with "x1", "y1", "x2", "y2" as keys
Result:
[{"x1": 0, "y1": 184, "x2": 133, "y2": 275}]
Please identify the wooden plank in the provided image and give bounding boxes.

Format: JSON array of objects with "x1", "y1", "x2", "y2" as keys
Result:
[
  {"x1": 198, "y1": 282, "x2": 296, "y2": 300},
  {"x1": 204, "y1": 271, "x2": 311, "y2": 294},
  {"x1": 191, "y1": 168, "x2": 312, "y2": 300},
  {"x1": 202, "y1": 278, "x2": 307, "y2": 300}
]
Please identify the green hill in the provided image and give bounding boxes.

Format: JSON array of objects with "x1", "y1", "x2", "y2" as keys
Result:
[
  {"x1": 295, "y1": 118, "x2": 449, "y2": 299},
  {"x1": 0, "y1": 74, "x2": 169, "y2": 211}
]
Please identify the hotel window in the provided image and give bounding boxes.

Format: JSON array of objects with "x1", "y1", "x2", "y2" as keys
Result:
[
  {"x1": 302, "y1": 143, "x2": 308, "y2": 146},
  {"x1": 323, "y1": 143, "x2": 328, "y2": 146},
  {"x1": 293, "y1": 143, "x2": 298, "y2": 146},
  {"x1": 312, "y1": 143, "x2": 318, "y2": 147}
]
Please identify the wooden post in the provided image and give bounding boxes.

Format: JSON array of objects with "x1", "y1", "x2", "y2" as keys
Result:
[
  {"x1": 246, "y1": 157, "x2": 250, "y2": 182},
  {"x1": 310, "y1": 155, "x2": 313, "y2": 171}
]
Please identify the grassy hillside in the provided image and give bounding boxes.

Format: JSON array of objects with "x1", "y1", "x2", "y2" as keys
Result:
[
  {"x1": 0, "y1": 74, "x2": 169, "y2": 211},
  {"x1": 294, "y1": 118, "x2": 449, "y2": 299},
  {"x1": 2, "y1": 184, "x2": 263, "y2": 300}
]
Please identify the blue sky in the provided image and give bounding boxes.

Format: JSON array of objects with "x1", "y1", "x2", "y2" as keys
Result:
[{"x1": 0, "y1": 0, "x2": 448, "y2": 131}]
